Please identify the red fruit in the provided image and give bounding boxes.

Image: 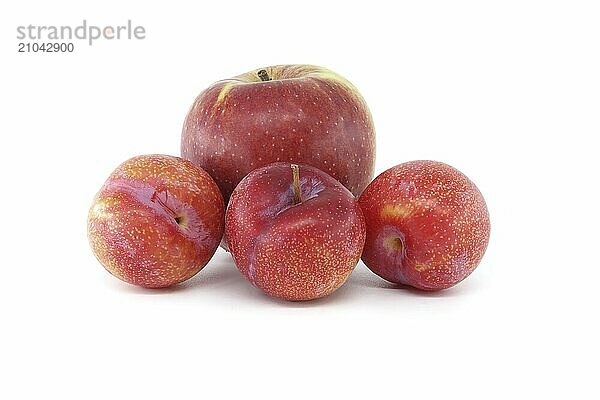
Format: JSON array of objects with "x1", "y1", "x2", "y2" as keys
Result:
[
  {"x1": 87, "y1": 154, "x2": 225, "y2": 288},
  {"x1": 358, "y1": 160, "x2": 490, "y2": 290},
  {"x1": 181, "y1": 64, "x2": 375, "y2": 203},
  {"x1": 225, "y1": 162, "x2": 366, "y2": 301}
]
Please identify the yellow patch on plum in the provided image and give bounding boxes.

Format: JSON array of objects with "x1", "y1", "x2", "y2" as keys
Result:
[
  {"x1": 381, "y1": 204, "x2": 413, "y2": 219},
  {"x1": 415, "y1": 262, "x2": 431, "y2": 272},
  {"x1": 89, "y1": 198, "x2": 117, "y2": 220}
]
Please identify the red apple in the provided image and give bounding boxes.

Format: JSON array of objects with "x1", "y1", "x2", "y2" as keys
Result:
[
  {"x1": 225, "y1": 162, "x2": 366, "y2": 301},
  {"x1": 87, "y1": 154, "x2": 225, "y2": 288},
  {"x1": 358, "y1": 160, "x2": 490, "y2": 291},
  {"x1": 181, "y1": 64, "x2": 375, "y2": 203}
]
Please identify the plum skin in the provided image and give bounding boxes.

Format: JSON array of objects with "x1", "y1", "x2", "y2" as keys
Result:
[
  {"x1": 225, "y1": 162, "x2": 366, "y2": 301},
  {"x1": 358, "y1": 160, "x2": 490, "y2": 291},
  {"x1": 87, "y1": 154, "x2": 225, "y2": 288}
]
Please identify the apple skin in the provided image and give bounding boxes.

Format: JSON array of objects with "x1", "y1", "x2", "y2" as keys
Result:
[
  {"x1": 225, "y1": 162, "x2": 366, "y2": 301},
  {"x1": 358, "y1": 160, "x2": 490, "y2": 291},
  {"x1": 87, "y1": 155, "x2": 225, "y2": 288},
  {"x1": 181, "y1": 64, "x2": 375, "y2": 204}
]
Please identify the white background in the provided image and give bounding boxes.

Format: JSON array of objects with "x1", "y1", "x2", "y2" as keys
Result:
[{"x1": 1, "y1": 1, "x2": 599, "y2": 398}]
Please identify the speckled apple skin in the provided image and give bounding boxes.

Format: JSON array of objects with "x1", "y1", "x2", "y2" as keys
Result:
[
  {"x1": 225, "y1": 162, "x2": 366, "y2": 301},
  {"x1": 181, "y1": 64, "x2": 375, "y2": 203},
  {"x1": 358, "y1": 160, "x2": 490, "y2": 291},
  {"x1": 88, "y1": 155, "x2": 225, "y2": 288}
]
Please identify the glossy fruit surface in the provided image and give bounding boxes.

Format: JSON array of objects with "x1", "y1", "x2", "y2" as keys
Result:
[
  {"x1": 359, "y1": 160, "x2": 490, "y2": 290},
  {"x1": 226, "y1": 162, "x2": 366, "y2": 301},
  {"x1": 182, "y1": 64, "x2": 375, "y2": 203},
  {"x1": 88, "y1": 154, "x2": 224, "y2": 288}
]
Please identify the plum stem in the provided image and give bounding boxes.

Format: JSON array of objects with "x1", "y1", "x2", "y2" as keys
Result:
[
  {"x1": 257, "y1": 69, "x2": 271, "y2": 81},
  {"x1": 291, "y1": 164, "x2": 302, "y2": 204}
]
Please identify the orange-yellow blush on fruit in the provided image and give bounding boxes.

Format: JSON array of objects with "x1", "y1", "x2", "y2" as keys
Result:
[
  {"x1": 87, "y1": 154, "x2": 224, "y2": 288},
  {"x1": 359, "y1": 160, "x2": 490, "y2": 291}
]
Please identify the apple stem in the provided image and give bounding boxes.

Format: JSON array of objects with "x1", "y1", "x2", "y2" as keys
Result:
[
  {"x1": 291, "y1": 164, "x2": 302, "y2": 204},
  {"x1": 257, "y1": 69, "x2": 271, "y2": 82}
]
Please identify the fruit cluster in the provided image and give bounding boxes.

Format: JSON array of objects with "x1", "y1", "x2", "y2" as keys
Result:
[{"x1": 88, "y1": 65, "x2": 490, "y2": 301}]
